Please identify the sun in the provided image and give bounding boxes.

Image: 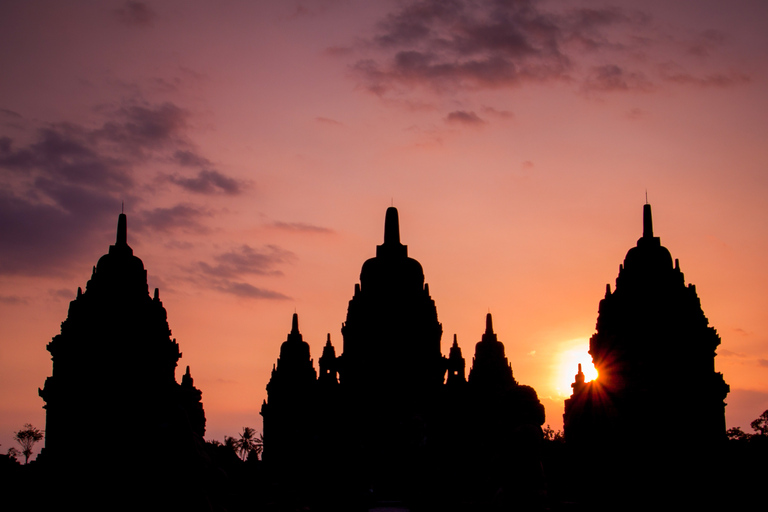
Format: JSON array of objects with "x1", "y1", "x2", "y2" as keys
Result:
[{"x1": 554, "y1": 340, "x2": 598, "y2": 397}]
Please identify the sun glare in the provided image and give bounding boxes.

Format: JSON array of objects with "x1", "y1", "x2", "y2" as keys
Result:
[{"x1": 555, "y1": 340, "x2": 598, "y2": 397}]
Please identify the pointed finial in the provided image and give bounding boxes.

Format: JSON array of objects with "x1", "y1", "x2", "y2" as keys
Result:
[
  {"x1": 642, "y1": 203, "x2": 653, "y2": 238},
  {"x1": 485, "y1": 313, "x2": 494, "y2": 335},
  {"x1": 154, "y1": 288, "x2": 160, "y2": 301},
  {"x1": 116, "y1": 213, "x2": 127, "y2": 245},
  {"x1": 291, "y1": 313, "x2": 299, "y2": 334},
  {"x1": 453, "y1": 334, "x2": 458, "y2": 347},
  {"x1": 326, "y1": 333, "x2": 332, "y2": 346},
  {"x1": 122, "y1": 201, "x2": 124, "y2": 214},
  {"x1": 384, "y1": 207, "x2": 400, "y2": 245},
  {"x1": 645, "y1": 190, "x2": 648, "y2": 205}
]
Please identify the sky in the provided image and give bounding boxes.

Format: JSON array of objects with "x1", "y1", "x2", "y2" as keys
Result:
[{"x1": 2, "y1": 0, "x2": 768, "y2": 458}]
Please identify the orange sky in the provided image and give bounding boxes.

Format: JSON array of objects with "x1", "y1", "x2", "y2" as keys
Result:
[{"x1": 1, "y1": 0, "x2": 767, "y2": 459}]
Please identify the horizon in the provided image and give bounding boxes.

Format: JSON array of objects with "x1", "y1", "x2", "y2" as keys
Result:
[{"x1": 2, "y1": 0, "x2": 767, "y2": 460}]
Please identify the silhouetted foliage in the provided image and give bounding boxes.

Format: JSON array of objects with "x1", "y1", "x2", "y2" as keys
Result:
[
  {"x1": 726, "y1": 426, "x2": 751, "y2": 442},
  {"x1": 6, "y1": 446, "x2": 20, "y2": 462},
  {"x1": 750, "y1": 410, "x2": 768, "y2": 437},
  {"x1": 726, "y1": 409, "x2": 768, "y2": 443},
  {"x1": 14, "y1": 423, "x2": 43, "y2": 464},
  {"x1": 542, "y1": 424, "x2": 564, "y2": 443},
  {"x1": 234, "y1": 427, "x2": 262, "y2": 461}
]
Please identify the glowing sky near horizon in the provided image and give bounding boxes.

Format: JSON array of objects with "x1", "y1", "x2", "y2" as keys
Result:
[{"x1": 2, "y1": 0, "x2": 768, "y2": 458}]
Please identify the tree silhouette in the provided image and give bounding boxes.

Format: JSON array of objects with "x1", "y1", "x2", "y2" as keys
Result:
[
  {"x1": 252, "y1": 431, "x2": 264, "y2": 461},
  {"x1": 14, "y1": 424, "x2": 43, "y2": 464},
  {"x1": 543, "y1": 424, "x2": 564, "y2": 443},
  {"x1": 750, "y1": 410, "x2": 768, "y2": 437},
  {"x1": 234, "y1": 427, "x2": 260, "y2": 461}
]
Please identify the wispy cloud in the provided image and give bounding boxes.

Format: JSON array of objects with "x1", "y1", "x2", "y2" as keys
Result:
[
  {"x1": 187, "y1": 245, "x2": 296, "y2": 300},
  {"x1": 134, "y1": 204, "x2": 213, "y2": 234},
  {"x1": 211, "y1": 280, "x2": 291, "y2": 300},
  {"x1": 445, "y1": 110, "x2": 485, "y2": 125},
  {"x1": 197, "y1": 245, "x2": 295, "y2": 278},
  {"x1": 271, "y1": 221, "x2": 334, "y2": 234}
]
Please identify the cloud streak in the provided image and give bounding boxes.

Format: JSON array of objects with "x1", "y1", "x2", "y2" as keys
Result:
[
  {"x1": 0, "y1": 99, "x2": 242, "y2": 275},
  {"x1": 348, "y1": 0, "x2": 750, "y2": 96}
]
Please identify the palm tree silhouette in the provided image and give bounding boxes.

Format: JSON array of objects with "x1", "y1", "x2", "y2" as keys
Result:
[{"x1": 234, "y1": 427, "x2": 263, "y2": 461}]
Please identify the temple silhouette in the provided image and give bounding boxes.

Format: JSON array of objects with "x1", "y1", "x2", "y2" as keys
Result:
[
  {"x1": 261, "y1": 207, "x2": 546, "y2": 505},
  {"x1": 25, "y1": 204, "x2": 739, "y2": 510},
  {"x1": 38, "y1": 213, "x2": 211, "y2": 510},
  {"x1": 562, "y1": 203, "x2": 730, "y2": 505}
]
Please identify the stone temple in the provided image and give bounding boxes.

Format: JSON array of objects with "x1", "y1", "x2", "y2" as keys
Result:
[
  {"x1": 261, "y1": 207, "x2": 546, "y2": 505},
  {"x1": 562, "y1": 203, "x2": 730, "y2": 504},
  {"x1": 38, "y1": 213, "x2": 209, "y2": 509}
]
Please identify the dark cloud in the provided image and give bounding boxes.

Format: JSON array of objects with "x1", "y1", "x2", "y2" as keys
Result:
[
  {"x1": 352, "y1": 0, "x2": 584, "y2": 93},
  {"x1": 50, "y1": 288, "x2": 75, "y2": 300},
  {"x1": 271, "y1": 221, "x2": 334, "y2": 234},
  {"x1": 211, "y1": 280, "x2": 291, "y2": 300},
  {"x1": 0, "y1": 99, "x2": 227, "y2": 275},
  {"x1": 198, "y1": 245, "x2": 295, "y2": 278},
  {"x1": 167, "y1": 150, "x2": 244, "y2": 195},
  {"x1": 0, "y1": 294, "x2": 29, "y2": 305},
  {"x1": 0, "y1": 189, "x2": 114, "y2": 276},
  {"x1": 1, "y1": 102, "x2": 190, "y2": 190},
  {"x1": 116, "y1": 1, "x2": 155, "y2": 27},
  {"x1": 168, "y1": 170, "x2": 243, "y2": 195},
  {"x1": 192, "y1": 245, "x2": 295, "y2": 300},
  {"x1": 94, "y1": 102, "x2": 188, "y2": 153},
  {"x1": 173, "y1": 150, "x2": 212, "y2": 168},
  {"x1": 718, "y1": 348, "x2": 745, "y2": 358},
  {"x1": 134, "y1": 204, "x2": 213, "y2": 234},
  {"x1": 0, "y1": 125, "x2": 132, "y2": 190},
  {"x1": 446, "y1": 110, "x2": 485, "y2": 125},
  {"x1": 0, "y1": 108, "x2": 22, "y2": 119},
  {"x1": 687, "y1": 29, "x2": 726, "y2": 57},
  {"x1": 350, "y1": 0, "x2": 748, "y2": 96},
  {"x1": 583, "y1": 64, "x2": 652, "y2": 92},
  {"x1": 660, "y1": 68, "x2": 751, "y2": 88}
]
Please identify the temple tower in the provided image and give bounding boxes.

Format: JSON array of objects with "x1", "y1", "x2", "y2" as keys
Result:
[
  {"x1": 468, "y1": 313, "x2": 516, "y2": 391},
  {"x1": 261, "y1": 314, "x2": 318, "y2": 466},
  {"x1": 37, "y1": 213, "x2": 207, "y2": 508},
  {"x1": 564, "y1": 203, "x2": 729, "y2": 450},
  {"x1": 339, "y1": 207, "x2": 445, "y2": 406},
  {"x1": 446, "y1": 334, "x2": 467, "y2": 387}
]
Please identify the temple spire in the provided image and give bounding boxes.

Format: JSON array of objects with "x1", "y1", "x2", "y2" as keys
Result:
[
  {"x1": 384, "y1": 207, "x2": 401, "y2": 245},
  {"x1": 643, "y1": 203, "x2": 653, "y2": 238},
  {"x1": 291, "y1": 313, "x2": 300, "y2": 335},
  {"x1": 116, "y1": 213, "x2": 127, "y2": 246},
  {"x1": 485, "y1": 313, "x2": 494, "y2": 335}
]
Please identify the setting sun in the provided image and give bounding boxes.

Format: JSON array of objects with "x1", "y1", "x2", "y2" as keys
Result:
[{"x1": 556, "y1": 340, "x2": 599, "y2": 397}]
